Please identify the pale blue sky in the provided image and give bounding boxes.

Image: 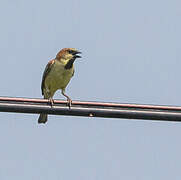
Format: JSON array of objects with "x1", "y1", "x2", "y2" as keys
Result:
[{"x1": 0, "y1": 0, "x2": 181, "y2": 179}]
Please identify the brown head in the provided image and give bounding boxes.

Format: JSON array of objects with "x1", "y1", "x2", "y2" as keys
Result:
[{"x1": 56, "y1": 48, "x2": 81, "y2": 61}]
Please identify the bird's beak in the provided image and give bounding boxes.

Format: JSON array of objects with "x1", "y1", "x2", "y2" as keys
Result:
[{"x1": 74, "y1": 51, "x2": 82, "y2": 58}]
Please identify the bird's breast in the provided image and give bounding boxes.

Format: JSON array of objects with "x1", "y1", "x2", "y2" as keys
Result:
[{"x1": 45, "y1": 61, "x2": 74, "y2": 91}]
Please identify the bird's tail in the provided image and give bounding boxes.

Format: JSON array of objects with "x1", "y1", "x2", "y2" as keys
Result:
[{"x1": 38, "y1": 114, "x2": 48, "y2": 124}]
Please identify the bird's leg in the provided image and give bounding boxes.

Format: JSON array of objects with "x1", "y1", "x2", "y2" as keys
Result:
[
  {"x1": 44, "y1": 89, "x2": 54, "y2": 107},
  {"x1": 61, "y1": 89, "x2": 72, "y2": 108},
  {"x1": 48, "y1": 97, "x2": 54, "y2": 107}
]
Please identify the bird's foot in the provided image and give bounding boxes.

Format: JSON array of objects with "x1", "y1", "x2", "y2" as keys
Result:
[
  {"x1": 67, "y1": 98, "x2": 72, "y2": 109},
  {"x1": 48, "y1": 98, "x2": 54, "y2": 107}
]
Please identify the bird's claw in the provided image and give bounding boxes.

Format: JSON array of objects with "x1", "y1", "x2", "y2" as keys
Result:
[
  {"x1": 67, "y1": 98, "x2": 72, "y2": 109},
  {"x1": 49, "y1": 98, "x2": 54, "y2": 107}
]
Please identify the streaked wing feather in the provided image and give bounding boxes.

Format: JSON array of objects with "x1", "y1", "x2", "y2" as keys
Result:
[{"x1": 41, "y1": 59, "x2": 55, "y2": 95}]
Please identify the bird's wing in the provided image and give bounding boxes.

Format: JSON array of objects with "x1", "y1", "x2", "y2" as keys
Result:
[
  {"x1": 72, "y1": 69, "x2": 75, "y2": 77},
  {"x1": 41, "y1": 59, "x2": 55, "y2": 95}
]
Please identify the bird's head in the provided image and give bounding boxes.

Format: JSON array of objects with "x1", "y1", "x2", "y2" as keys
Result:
[{"x1": 56, "y1": 48, "x2": 82, "y2": 63}]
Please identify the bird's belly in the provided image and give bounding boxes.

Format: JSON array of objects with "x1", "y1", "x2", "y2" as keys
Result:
[{"x1": 45, "y1": 64, "x2": 73, "y2": 92}]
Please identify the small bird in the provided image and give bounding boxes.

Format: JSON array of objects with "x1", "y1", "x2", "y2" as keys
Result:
[{"x1": 38, "y1": 48, "x2": 82, "y2": 124}]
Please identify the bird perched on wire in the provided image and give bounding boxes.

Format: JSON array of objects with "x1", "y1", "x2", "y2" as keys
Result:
[{"x1": 38, "y1": 48, "x2": 82, "y2": 124}]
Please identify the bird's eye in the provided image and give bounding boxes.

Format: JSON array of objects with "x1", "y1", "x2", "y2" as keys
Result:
[{"x1": 68, "y1": 50, "x2": 76, "y2": 55}]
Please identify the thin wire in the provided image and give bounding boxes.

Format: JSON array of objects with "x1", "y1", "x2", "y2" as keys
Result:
[{"x1": 0, "y1": 96, "x2": 181, "y2": 122}]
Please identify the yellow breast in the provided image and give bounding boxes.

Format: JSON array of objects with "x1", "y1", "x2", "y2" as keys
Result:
[{"x1": 45, "y1": 60, "x2": 74, "y2": 97}]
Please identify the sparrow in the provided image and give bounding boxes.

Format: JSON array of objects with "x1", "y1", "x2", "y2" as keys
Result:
[{"x1": 38, "y1": 48, "x2": 82, "y2": 124}]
